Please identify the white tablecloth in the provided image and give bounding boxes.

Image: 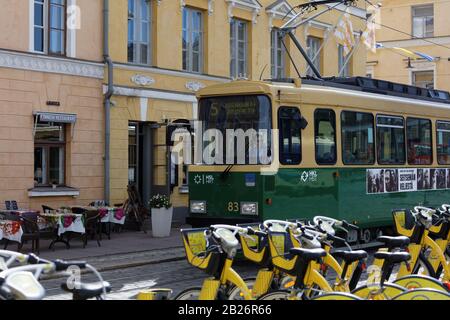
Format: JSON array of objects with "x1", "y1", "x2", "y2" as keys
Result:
[
  {"x1": 0, "y1": 220, "x2": 24, "y2": 243},
  {"x1": 99, "y1": 207, "x2": 126, "y2": 225},
  {"x1": 40, "y1": 214, "x2": 85, "y2": 236}
]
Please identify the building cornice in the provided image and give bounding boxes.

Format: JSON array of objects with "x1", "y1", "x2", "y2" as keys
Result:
[
  {"x1": 0, "y1": 50, "x2": 104, "y2": 79},
  {"x1": 114, "y1": 63, "x2": 230, "y2": 83}
]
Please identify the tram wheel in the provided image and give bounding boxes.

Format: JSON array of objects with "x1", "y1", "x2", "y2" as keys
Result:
[{"x1": 360, "y1": 229, "x2": 372, "y2": 244}]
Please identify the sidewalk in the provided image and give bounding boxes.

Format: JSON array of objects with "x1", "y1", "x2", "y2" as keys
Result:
[{"x1": 9, "y1": 226, "x2": 189, "y2": 274}]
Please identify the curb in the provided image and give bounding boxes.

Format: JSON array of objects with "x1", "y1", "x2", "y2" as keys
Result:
[{"x1": 40, "y1": 247, "x2": 186, "y2": 281}]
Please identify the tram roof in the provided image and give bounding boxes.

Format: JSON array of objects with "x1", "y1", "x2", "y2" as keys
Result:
[{"x1": 197, "y1": 77, "x2": 450, "y2": 110}]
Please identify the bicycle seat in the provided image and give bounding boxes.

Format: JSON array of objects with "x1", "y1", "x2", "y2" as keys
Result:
[
  {"x1": 374, "y1": 251, "x2": 411, "y2": 265},
  {"x1": 377, "y1": 236, "x2": 410, "y2": 249},
  {"x1": 289, "y1": 248, "x2": 326, "y2": 263},
  {"x1": 61, "y1": 281, "x2": 112, "y2": 300},
  {"x1": 332, "y1": 250, "x2": 368, "y2": 264}
]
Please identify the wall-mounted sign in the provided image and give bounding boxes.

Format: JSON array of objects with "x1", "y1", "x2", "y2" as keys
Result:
[
  {"x1": 35, "y1": 112, "x2": 77, "y2": 123},
  {"x1": 367, "y1": 168, "x2": 450, "y2": 194},
  {"x1": 46, "y1": 101, "x2": 61, "y2": 106}
]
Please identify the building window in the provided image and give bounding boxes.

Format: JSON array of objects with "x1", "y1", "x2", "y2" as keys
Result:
[
  {"x1": 407, "y1": 118, "x2": 432, "y2": 165},
  {"x1": 341, "y1": 111, "x2": 375, "y2": 165},
  {"x1": 412, "y1": 70, "x2": 434, "y2": 89},
  {"x1": 306, "y1": 36, "x2": 321, "y2": 77},
  {"x1": 279, "y1": 107, "x2": 302, "y2": 165},
  {"x1": 376, "y1": 116, "x2": 406, "y2": 165},
  {"x1": 437, "y1": 121, "x2": 450, "y2": 165},
  {"x1": 33, "y1": 0, "x2": 66, "y2": 55},
  {"x1": 182, "y1": 7, "x2": 203, "y2": 73},
  {"x1": 315, "y1": 109, "x2": 336, "y2": 165},
  {"x1": 128, "y1": 0, "x2": 151, "y2": 65},
  {"x1": 34, "y1": 122, "x2": 66, "y2": 186},
  {"x1": 230, "y1": 18, "x2": 248, "y2": 79},
  {"x1": 271, "y1": 29, "x2": 286, "y2": 79},
  {"x1": 338, "y1": 45, "x2": 350, "y2": 77},
  {"x1": 412, "y1": 5, "x2": 434, "y2": 38}
]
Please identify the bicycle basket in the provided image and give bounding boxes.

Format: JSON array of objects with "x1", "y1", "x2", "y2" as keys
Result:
[
  {"x1": 267, "y1": 230, "x2": 298, "y2": 274},
  {"x1": 180, "y1": 228, "x2": 223, "y2": 276},
  {"x1": 236, "y1": 223, "x2": 270, "y2": 266},
  {"x1": 392, "y1": 209, "x2": 415, "y2": 236}
]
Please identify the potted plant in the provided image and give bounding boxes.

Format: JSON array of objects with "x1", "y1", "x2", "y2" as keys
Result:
[{"x1": 148, "y1": 194, "x2": 173, "y2": 237}]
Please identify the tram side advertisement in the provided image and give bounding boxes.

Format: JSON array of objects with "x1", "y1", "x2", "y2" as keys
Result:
[{"x1": 367, "y1": 168, "x2": 450, "y2": 194}]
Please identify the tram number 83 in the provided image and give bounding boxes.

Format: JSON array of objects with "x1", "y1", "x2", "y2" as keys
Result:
[{"x1": 227, "y1": 202, "x2": 239, "y2": 212}]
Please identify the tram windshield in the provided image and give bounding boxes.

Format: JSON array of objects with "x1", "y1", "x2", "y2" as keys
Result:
[{"x1": 198, "y1": 95, "x2": 272, "y2": 165}]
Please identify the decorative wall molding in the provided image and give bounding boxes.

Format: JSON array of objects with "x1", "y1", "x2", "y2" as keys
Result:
[
  {"x1": 131, "y1": 74, "x2": 156, "y2": 86},
  {"x1": 114, "y1": 63, "x2": 230, "y2": 83},
  {"x1": 0, "y1": 50, "x2": 104, "y2": 79},
  {"x1": 226, "y1": 0, "x2": 261, "y2": 24},
  {"x1": 266, "y1": 0, "x2": 296, "y2": 29},
  {"x1": 108, "y1": 85, "x2": 197, "y2": 103},
  {"x1": 185, "y1": 81, "x2": 206, "y2": 92}
]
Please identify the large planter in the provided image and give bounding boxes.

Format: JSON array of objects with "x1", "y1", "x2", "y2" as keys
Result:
[{"x1": 151, "y1": 207, "x2": 173, "y2": 237}]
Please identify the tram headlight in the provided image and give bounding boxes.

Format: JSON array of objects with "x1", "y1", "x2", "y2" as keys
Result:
[
  {"x1": 190, "y1": 201, "x2": 206, "y2": 214},
  {"x1": 241, "y1": 202, "x2": 258, "y2": 216}
]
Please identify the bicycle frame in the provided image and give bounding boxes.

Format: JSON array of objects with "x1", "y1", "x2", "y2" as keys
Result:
[
  {"x1": 198, "y1": 258, "x2": 253, "y2": 300},
  {"x1": 395, "y1": 219, "x2": 450, "y2": 282}
]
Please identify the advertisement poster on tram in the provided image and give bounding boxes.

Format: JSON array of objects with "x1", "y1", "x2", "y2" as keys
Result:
[{"x1": 367, "y1": 168, "x2": 450, "y2": 194}]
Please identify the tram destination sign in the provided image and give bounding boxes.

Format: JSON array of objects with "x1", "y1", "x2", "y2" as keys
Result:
[{"x1": 367, "y1": 168, "x2": 450, "y2": 194}]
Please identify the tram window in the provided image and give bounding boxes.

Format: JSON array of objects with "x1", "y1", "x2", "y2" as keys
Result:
[
  {"x1": 437, "y1": 121, "x2": 450, "y2": 165},
  {"x1": 407, "y1": 118, "x2": 432, "y2": 165},
  {"x1": 278, "y1": 107, "x2": 301, "y2": 165},
  {"x1": 341, "y1": 111, "x2": 375, "y2": 165},
  {"x1": 376, "y1": 116, "x2": 405, "y2": 164},
  {"x1": 315, "y1": 109, "x2": 336, "y2": 165}
]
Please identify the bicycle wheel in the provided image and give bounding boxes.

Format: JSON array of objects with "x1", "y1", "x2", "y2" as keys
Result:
[
  {"x1": 392, "y1": 288, "x2": 450, "y2": 300},
  {"x1": 394, "y1": 275, "x2": 449, "y2": 292},
  {"x1": 174, "y1": 287, "x2": 202, "y2": 300},
  {"x1": 227, "y1": 277, "x2": 256, "y2": 300},
  {"x1": 257, "y1": 290, "x2": 291, "y2": 300},
  {"x1": 351, "y1": 283, "x2": 406, "y2": 300},
  {"x1": 312, "y1": 293, "x2": 362, "y2": 300}
]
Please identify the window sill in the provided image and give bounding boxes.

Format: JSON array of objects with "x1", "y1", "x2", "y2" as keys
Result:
[{"x1": 28, "y1": 187, "x2": 80, "y2": 198}]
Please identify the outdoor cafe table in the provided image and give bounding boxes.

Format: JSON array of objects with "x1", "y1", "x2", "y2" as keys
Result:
[
  {"x1": 39, "y1": 212, "x2": 85, "y2": 249},
  {"x1": 79, "y1": 206, "x2": 126, "y2": 225},
  {"x1": 0, "y1": 220, "x2": 23, "y2": 243},
  {"x1": 73, "y1": 206, "x2": 126, "y2": 240}
]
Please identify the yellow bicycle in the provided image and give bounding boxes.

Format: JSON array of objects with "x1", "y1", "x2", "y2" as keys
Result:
[
  {"x1": 175, "y1": 225, "x2": 255, "y2": 300},
  {"x1": 392, "y1": 206, "x2": 450, "y2": 288}
]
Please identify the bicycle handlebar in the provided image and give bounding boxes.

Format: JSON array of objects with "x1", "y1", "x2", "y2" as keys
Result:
[{"x1": 263, "y1": 220, "x2": 298, "y2": 229}]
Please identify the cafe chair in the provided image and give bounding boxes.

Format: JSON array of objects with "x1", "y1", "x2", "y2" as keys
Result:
[
  {"x1": 42, "y1": 205, "x2": 55, "y2": 213},
  {"x1": 83, "y1": 210, "x2": 102, "y2": 248}
]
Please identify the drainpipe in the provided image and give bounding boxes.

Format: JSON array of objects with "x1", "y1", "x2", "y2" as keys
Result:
[{"x1": 103, "y1": 0, "x2": 113, "y2": 203}]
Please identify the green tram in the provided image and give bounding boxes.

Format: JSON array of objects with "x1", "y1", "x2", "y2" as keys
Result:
[{"x1": 187, "y1": 77, "x2": 450, "y2": 243}]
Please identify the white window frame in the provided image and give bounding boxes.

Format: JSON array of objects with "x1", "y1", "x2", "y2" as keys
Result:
[
  {"x1": 306, "y1": 36, "x2": 321, "y2": 77},
  {"x1": 128, "y1": 0, "x2": 152, "y2": 65},
  {"x1": 338, "y1": 44, "x2": 351, "y2": 77},
  {"x1": 271, "y1": 28, "x2": 286, "y2": 79},
  {"x1": 412, "y1": 4, "x2": 434, "y2": 38},
  {"x1": 230, "y1": 18, "x2": 248, "y2": 79},
  {"x1": 31, "y1": 0, "x2": 69, "y2": 55},
  {"x1": 182, "y1": 7, "x2": 204, "y2": 73},
  {"x1": 411, "y1": 69, "x2": 435, "y2": 89}
]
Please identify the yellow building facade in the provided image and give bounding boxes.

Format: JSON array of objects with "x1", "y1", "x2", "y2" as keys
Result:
[
  {"x1": 0, "y1": 0, "x2": 105, "y2": 210},
  {"x1": 106, "y1": 0, "x2": 368, "y2": 219},
  {"x1": 367, "y1": 0, "x2": 450, "y2": 91}
]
